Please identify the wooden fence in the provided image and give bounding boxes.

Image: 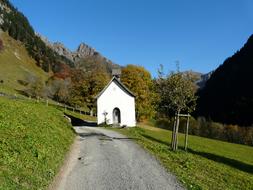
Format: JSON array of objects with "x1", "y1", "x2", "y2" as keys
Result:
[{"x1": 0, "y1": 91, "x2": 96, "y2": 117}]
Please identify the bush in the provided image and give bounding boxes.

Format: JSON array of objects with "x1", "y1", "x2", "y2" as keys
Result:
[{"x1": 155, "y1": 118, "x2": 173, "y2": 130}]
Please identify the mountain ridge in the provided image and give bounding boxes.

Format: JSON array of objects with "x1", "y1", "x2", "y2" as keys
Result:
[
  {"x1": 37, "y1": 33, "x2": 118, "y2": 71},
  {"x1": 197, "y1": 34, "x2": 253, "y2": 126}
]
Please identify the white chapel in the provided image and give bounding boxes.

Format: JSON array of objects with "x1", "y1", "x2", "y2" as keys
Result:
[{"x1": 96, "y1": 75, "x2": 136, "y2": 127}]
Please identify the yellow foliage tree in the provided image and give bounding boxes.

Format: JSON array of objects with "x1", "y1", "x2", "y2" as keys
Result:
[{"x1": 121, "y1": 64, "x2": 156, "y2": 121}]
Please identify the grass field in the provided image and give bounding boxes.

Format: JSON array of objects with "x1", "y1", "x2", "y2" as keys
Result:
[
  {"x1": 112, "y1": 124, "x2": 253, "y2": 190},
  {"x1": 0, "y1": 97, "x2": 75, "y2": 190}
]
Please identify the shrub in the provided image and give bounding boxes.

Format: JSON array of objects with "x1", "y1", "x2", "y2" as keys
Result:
[{"x1": 155, "y1": 118, "x2": 173, "y2": 130}]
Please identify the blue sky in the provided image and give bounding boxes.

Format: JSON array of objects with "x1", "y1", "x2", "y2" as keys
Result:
[{"x1": 10, "y1": 0, "x2": 253, "y2": 76}]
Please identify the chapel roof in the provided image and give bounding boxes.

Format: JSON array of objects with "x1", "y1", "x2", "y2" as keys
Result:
[{"x1": 95, "y1": 76, "x2": 135, "y2": 99}]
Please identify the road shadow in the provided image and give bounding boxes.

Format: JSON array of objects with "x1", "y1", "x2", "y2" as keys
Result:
[
  {"x1": 141, "y1": 133, "x2": 253, "y2": 174},
  {"x1": 77, "y1": 131, "x2": 138, "y2": 141},
  {"x1": 79, "y1": 132, "x2": 108, "y2": 138},
  {"x1": 142, "y1": 133, "x2": 170, "y2": 146},
  {"x1": 64, "y1": 113, "x2": 97, "y2": 127}
]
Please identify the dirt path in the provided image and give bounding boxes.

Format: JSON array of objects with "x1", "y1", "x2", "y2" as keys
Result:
[{"x1": 52, "y1": 127, "x2": 184, "y2": 190}]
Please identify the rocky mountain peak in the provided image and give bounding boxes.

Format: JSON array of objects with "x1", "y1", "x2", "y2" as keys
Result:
[
  {"x1": 76, "y1": 42, "x2": 96, "y2": 57},
  {"x1": 37, "y1": 33, "x2": 117, "y2": 68}
]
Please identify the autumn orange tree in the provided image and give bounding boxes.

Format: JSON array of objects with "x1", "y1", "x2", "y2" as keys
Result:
[
  {"x1": 121, "y1": 64, "x2": 157, "y2": 121},
  {"x1": 68, "y1": 67, "x2": 110, "y2": 113},
  {"x1": 84, "y1": 69, "x2": 110, "y2": 113}
]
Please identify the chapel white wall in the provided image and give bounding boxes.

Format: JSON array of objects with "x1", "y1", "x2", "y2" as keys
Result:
[{"x1": 97, "y1": 81, "x2": 136, "y2": 127}]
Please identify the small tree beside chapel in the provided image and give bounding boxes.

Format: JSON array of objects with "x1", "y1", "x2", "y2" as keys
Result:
[{"x1": 156, "y1": 66, "x2": 197, "y2": 151}]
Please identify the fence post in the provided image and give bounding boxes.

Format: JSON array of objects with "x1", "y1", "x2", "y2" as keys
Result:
[
  {"x1": 184, "y1": 114, "x2": 190, "y2": 151},
  {"x1": 171, "y1": 115, "x2": 177, "y2": 149}
]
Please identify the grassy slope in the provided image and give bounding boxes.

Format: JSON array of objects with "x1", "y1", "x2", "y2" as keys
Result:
[
  {"x1": 0, "y1": 31, "x2": 48, "y2": 94},
  {"x1": 112, "y1": 124, "x2": 253, "y2": 190},
  {"x1": 0, "y1": 97, "x2": 75, "y2": 190}
]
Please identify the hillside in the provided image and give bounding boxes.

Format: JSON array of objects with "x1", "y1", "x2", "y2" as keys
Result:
[
  {"x1": 0, "y1": 0, "x2": 74, "y2": 73},
  {"x1": 197, "y1": 34, "x2": 253, "y2": 126},
  {"x1": 0, "y1": 31, "x2": 48, "y2": 94},
  {"x1": 0, "y1": 0, "x2": 119, "y2": 109}
]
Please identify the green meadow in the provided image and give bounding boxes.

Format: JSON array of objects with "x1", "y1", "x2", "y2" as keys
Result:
[{"x1": 112, "y1": 124, "x2": 253, "y2": 190}]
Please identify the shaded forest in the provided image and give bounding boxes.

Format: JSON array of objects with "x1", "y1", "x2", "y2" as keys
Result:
[{"x1": 196, "y1": 34, "x2": 253, "y2": 126}]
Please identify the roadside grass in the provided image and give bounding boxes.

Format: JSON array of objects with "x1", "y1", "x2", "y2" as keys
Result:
[
  {"x1": 112, "y1": 124, "x2": 253, "y2": 190},
  {"x1": 0, "y1": 97, "x2": 75, "y2": 190}
]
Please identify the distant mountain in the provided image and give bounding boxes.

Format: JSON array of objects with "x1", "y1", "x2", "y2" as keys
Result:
[
  {"x1": 38, "y1": 34, "x2": 120, "y2": 74},
  {"x1": 196, "y1": 71, "x2": 213, "y2": 89},
  {"x1": 180, "y1": 70, "x2": 213, "y2": 89},
  {"x1": 39, "y1": 34, "x2": 100, "y2": 62},
  {"x1": 197, "y1": 34, "x2": 253, "y2": 126}
]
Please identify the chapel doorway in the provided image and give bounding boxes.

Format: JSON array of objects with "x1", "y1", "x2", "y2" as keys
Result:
[{"x1": 113, "y1": 108, "x2": 121, "y2": 124}]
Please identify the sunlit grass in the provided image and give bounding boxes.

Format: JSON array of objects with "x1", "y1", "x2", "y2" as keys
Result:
[
  {"x1": 0, "y1": 97, "x2": 74, "y2": 190},
  {"x1": 0, "y1": 32, "x2": 48, "y2": 93},
  {"x1": 112, "y1": 124, "x2": 253, "y2": 190}
]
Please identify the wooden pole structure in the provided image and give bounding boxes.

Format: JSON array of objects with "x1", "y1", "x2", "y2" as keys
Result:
[
  {"x1": 172, "y1": 111, "x2": 180, "y2": 151},
  {"x1": 184, "y1": 114, "x2": 190, "y2": 151},
  {"x1": 171, "y1": 112, "x2": 191, "y2": 151}
]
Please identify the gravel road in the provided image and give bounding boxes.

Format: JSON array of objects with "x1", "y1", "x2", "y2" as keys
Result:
[{"x1": 53, "y1": 127, "x2": 184, "y2": 190}]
